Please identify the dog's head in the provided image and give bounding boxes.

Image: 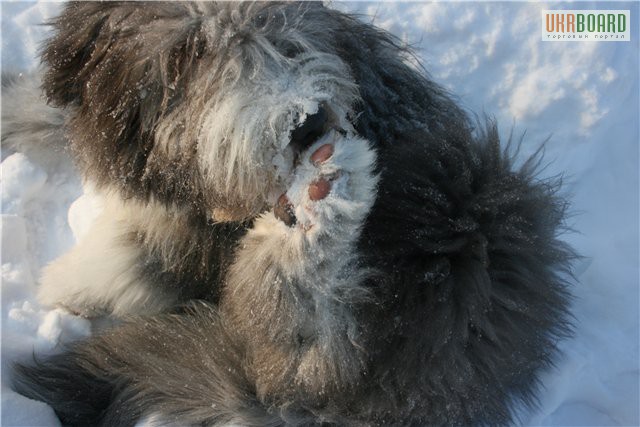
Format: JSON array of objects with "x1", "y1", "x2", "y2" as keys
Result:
[{"x1": 44, "y1": 1, "x2": 448, "y2": 222}]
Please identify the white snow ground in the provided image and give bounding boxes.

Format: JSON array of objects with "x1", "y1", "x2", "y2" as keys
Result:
[{"x1": 1, "y1": 2, "x2": 638, "y2": 426}]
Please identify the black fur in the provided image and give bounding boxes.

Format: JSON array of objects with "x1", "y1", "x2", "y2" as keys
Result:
[{"x1": 355, "y1": 123, "x2": 574, "y2": 424}]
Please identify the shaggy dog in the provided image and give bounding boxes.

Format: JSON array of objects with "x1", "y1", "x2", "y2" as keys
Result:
[{"x1": 5, "y1": 2, "x2": 574, "y2": 425}]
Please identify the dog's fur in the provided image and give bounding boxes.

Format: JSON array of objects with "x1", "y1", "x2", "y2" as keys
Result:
[{"x1": 5, "y1": 2, "x2": 575, "y2": 425}]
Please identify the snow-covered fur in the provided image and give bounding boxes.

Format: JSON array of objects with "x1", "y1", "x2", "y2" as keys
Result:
[{"x1": 9, "y1": 2, "x2": 575, "y2": 426}]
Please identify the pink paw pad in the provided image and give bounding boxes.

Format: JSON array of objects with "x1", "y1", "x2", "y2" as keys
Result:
[
  {"x1": 308, "y1": 178, "x2": 331, "y2": 201},
  {"x1": 275, "y1": 143, "x2": 338, "y2": 226},
  {"x1": 310, "y1": 143, "x2": 334, "y2": 165}
]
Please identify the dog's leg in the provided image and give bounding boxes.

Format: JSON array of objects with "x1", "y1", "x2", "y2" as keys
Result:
[
  {"x1": 37, "y1": 194, "x2": 179, "y2": 317},
  {"x1": 224, "y1": 131, "x2": 379, "y2": 407},
  {"x1": 13, "y1": 302, "x2": 287, "y2": 426}
]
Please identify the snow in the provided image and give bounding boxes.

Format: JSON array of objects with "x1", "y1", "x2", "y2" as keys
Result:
[{"x1": 1, "y1": 1, "x2": 638, "y2": 426}]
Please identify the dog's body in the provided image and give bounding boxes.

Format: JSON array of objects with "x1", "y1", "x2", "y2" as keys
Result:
[{"x1": 5, "y1": 2, "x2": 574, "y2": 425}]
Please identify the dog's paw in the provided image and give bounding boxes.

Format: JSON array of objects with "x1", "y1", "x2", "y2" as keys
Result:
[
  {"x1": 272, "y1": 130, "x2": 378, "y2": 241},
  {"x1": 234, "y1": 131, "x2": 377, "y2": 277},
  {"x1": 37, "y1": 283, "x2": 108, "y2": 319},
  {"x1": 37, "y1": 231, "x2": 177, "y2": 318}
]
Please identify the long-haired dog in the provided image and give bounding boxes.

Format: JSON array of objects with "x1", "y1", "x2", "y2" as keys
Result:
[{"x1": 5, "y1": 2, "x2": 574, "y2": 425}]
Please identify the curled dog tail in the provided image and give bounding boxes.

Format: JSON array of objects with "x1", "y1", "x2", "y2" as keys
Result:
[
  {"x1": 1, "y1": 71, "x2": 71, "y2": 170},
  {"x1": 361, "y1": 118, "x2": 576, "y2": 424},
  {"x1": 13, "y1": 302, "x2": 284, "y2": 427}
]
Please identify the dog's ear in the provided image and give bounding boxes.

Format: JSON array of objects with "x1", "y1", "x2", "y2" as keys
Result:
[
  {"x1": 41, "y1": 2, "x2": 204, "y2": 119},
  {"x1": 41, "y1": 2, "x2": 113, "y2": 106},
  {"x1": 40, "y1": 2, "x2": 211, "y2": 207}
]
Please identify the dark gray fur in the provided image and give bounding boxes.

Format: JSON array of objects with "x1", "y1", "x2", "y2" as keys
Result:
[{"x1": 12, "y1": 2, "x2": 575, "y2": 426}]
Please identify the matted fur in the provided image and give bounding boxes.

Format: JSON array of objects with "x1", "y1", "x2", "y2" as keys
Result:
[{"x1": 8, "y1": 2, "x2": 575, "y2": 426}]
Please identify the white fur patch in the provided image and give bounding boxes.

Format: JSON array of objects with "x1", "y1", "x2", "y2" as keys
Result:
[{"x1": 38, "y1": 192, "x2": 180, "y2": 317}]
